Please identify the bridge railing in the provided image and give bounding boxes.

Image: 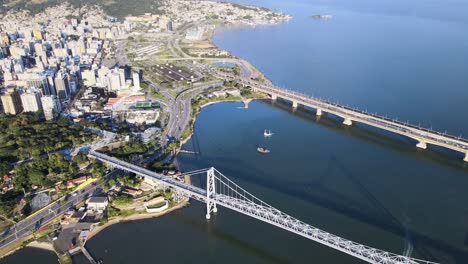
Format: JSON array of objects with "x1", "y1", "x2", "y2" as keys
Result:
[
  {"x1": 209, "y1": 169, "x2": 437, "y2": 264},
  {"x1": 90, "y1": 151, "x2": 438, "y2": 264},
  {"x1": 218, "y1": 72, "x2": 468, "y2": 150}
]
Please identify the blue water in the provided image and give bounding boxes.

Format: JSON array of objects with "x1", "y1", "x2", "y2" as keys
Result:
[
  {"x1": 5, "y1": 1, "x2": 468, "y2": 263},
  {"x1": 213, "y1": 0, "x2": 468, "y2": 135}
]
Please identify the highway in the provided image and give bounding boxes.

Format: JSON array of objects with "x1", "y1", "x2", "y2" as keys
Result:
[
  {"x1": 0, "y1": 173, "x2": 113, "y2": 252},
  {"x1": 163, "y1": 80, "x2": 224, "y2": 145},
  {"x1": 134, "y1": 23, "x2": 468, "y2": 162},
  {"x1": 166, "y1": 25, "x2": 468, "y2": 160}
]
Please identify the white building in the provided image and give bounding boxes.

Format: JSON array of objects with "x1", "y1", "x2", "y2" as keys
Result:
[
  {"x1": 82, "y1": 69, "x2": 96, "y2": 87},
  {"x1": 20, "y1": 91, "x2": 42, "y2": 112},
  {"x1": 87, "y1": 197, "x2": 108, "y2": 212},
  {"x1": 41, "y1": 95, "x2": 61, "y2": 120},
  {"x1": 54, "y1": 71, "x2": 70, "y2": 99},
  {"x1": 107, "y1": 72, "x2": 121, "y2": 91},
  {"x1": 118, "y1": 68, "x2": 126, "y2": 87},
  {"x1": 132, "y1": 72, "x2": 140, "y2": 91},
  {"x1": 34, "y1": 43, "x2": 45, "y2": 57}
]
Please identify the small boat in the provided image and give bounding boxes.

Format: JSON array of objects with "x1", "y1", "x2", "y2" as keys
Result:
[
  {"x1": 257, "y1": 146, "x2": 270, "y2": 154},
  {"x1": 264, "y1": 129, "x2": 274, "y2": 137}
]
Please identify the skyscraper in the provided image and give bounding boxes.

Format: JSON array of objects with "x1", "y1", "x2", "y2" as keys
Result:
[
  {"x1": 41, "y1": 95, "x2": 61, "y2": 120},
  {"x1": 118, "y1": 68, "x2": 126, "y2": 87},
  {"x1": 107, "y1": 72, "x2": 121, "y2": 91},
  {"x1": 27, "y1": 76, "x2": 50, "y2": 95},
  {"x1": 20, "y1": 91, "x2": 42, "y2": 112},
  {"x1": 54, "y1": 71, "x2": 70, "y2": 99},
  {"x1": 1, "y1": 89, "x2": 23, "y2": 115},
  {"x1": 132, "y1": 72, "x2": 141, "y2": 91},
  {"x1": 34, "y1": 42, "x2": 45, "y2": 57},
  {"x1": 82, "y1": 69, "x2": 96, "y2": 86}
]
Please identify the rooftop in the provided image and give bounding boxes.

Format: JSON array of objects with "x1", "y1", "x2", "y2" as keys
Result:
[{"x1": 87, "y1": 196, "x2": 108, "y2": 204}]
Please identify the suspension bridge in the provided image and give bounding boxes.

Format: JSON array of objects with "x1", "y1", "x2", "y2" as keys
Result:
[{"x1": 89, "y1": 150, "x2": 437, "y2": 264}]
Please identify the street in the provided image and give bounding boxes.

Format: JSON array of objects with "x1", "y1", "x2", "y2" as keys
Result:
[{"x1": 0, "y1": 174, "x2": 112, "y2": 251}]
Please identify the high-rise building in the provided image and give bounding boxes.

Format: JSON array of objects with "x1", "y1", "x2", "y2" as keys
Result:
[
  {"x1": 132, "y1": 72, "x2": 141, "y2": 91},
  {"x1": 107, "y1": 72, "x2": 121, "y2": 91},
  {"x1": 118, "y1": 68, "x2": 126, "y2": 87},
  {"x1": 97, "y1": 67, "x2": 110, "y2": 87},
  {"x1": 1, "y1": 89, "x2": 23, "y2": 115},
  {"x1": 3, "y1": 71, "x2": 13, "y2": 82},
  {"x1": 26, "y1": 76, "x2": 50, "y2": 95},
  {"x1": 46, "y1": 74, "x2": 56, "y2": 95},
  {"x1": 20, "y1": 91, "x2": 42, "y2": 112},
  {"x1": 13, "y1": 62, "x2": 24, "y2": 74},
  {"x1": 33, "y1": 30, "x2": 43, "y2": 40},
  {"x1": 0, "y1": 32, "x2": 10, "y2": 46},
  {"x1": 41, "y1": 95, "x2": 61, "y2": 120},
  {"x1": 10, "y1": 46, "x2": 27, "y2": 57},
  {"x1": 34, "y1": 42, "x2": 45, "y2": 57},
  {"x1": 167, "y1": 21, "x2": 174, "y2": 31},
  {"x1": 82, "y1": 69, "x2": 96, "y2": 86},
  {"x1": 54, "y1": 71, "x2": 70, "y2": 99}
]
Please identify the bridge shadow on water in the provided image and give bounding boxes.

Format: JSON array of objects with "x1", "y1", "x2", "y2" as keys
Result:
[
  {"x1": 168, "y1": 206, "x2": 291, "y2": 264},
  {"x1": 262, "y1": 99, "x2": 468, "y2": 172},
  {"x1": 176, "y1": 99, "x2": 468, "y2": 263},
  {"x1": 200, "y1": 153, "x2": 468, "y2": 264}
]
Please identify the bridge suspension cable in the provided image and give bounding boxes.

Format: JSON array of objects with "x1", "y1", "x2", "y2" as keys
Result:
[{"x1": 89, "y1": 151, "x2": 438, "y2": 264}]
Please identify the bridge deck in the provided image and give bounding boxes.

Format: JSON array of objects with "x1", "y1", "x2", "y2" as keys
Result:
[
  {"x1": 218, "y1": 72, "x2": 468, "y2": 159},
  {"x1": 89, "y1": 151, "x2": 437, "y2": 264}
]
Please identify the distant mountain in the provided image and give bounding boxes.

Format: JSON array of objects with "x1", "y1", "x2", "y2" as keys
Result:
[{"x1": 0, "y1": 0, "x2": 162, "y2": 19}]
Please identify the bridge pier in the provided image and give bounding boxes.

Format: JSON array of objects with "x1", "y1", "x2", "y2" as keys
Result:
[
  {"x1": 342, "y1": 117, "x2": 352, "y2": 126},
  {"x1": 464, "y1": 153, "x2": 468, "y2": 162},
  {"x1": 416, "y1": 141, "x2": 427, "y2": 149},
  {"x1": 206, "y1": 168, "x2": 217, "y2": 220},
  {"x1": 292, "y1": 101, "x2": 298, "y2": 108},
  {"x1": 271, "y1": 94, "x2": 277, "y2": 100},
  {"x1": 316, "y1": 108, "x2": 322, "y2": 116}
]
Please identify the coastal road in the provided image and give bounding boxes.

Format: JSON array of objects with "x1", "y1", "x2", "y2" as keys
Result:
[
  {"x1": 166, "y1": 24, "x2": 259, "y2": 80},
  {"x1": 0, "y1": 173, "x2": 113, "y2": 252},
  {"x1": 164, "y1": 80, "x2": 224, "y2": 144}
]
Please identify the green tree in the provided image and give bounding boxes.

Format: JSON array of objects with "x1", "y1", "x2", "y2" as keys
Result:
[
  {"x1": 108, "y1": 178, "x2": 116, "y2": 187},
  {"x1": 29, "y1": 168, "x2": 47, "y2": 186},
  {"x1": 0, "y1": 161, "x2": 9, "y2": 176},
  {"x1": 113, "y1": 195, "x2": 133, "y2": 207},
  {"x1": 13, "y1": 166, "x2": 30, "y2": 191},
  {"x1": 91, "y1": 162, "x2": 106, "y2": 178}
]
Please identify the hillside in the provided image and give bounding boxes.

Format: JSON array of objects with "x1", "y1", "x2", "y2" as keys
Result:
[{"x1": 0, "y1": 0, "x2": 162, "y2": 19}]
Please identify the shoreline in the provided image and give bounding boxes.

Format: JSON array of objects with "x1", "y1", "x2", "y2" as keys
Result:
[
  {"x1": 87, "y1": 199, "x2": 189, "y2": 240},
  {"x1": 178, "y1": 96, "x2": 261, "y2": 149},
  {"x1": 26, "y1": 241, "x2": 55, "y2": 252}
]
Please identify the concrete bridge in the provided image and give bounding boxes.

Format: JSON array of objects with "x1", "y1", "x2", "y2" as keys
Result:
[{"x1": 218, "y1": 73, "x2": 468, "y2": 162}]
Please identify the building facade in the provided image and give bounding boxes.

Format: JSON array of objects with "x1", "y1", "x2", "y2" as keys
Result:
[
  {"x1": 20, "y1": 91, "x2": 42, "y2": 112},
  {"x1": 1, "y1": 89, "x2": 23, "y2": 115},
  {"x1": 40, "y1": 95, "x2": 61, "y2": 120}
]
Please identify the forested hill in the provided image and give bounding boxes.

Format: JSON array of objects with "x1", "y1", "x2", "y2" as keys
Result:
[{"x1": 0, "y1": 0, "x2": 162, "y2": 19}]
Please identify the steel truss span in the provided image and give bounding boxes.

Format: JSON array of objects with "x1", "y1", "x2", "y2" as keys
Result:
[{"x1": 89, "y1": 151, "x2": 437, "y2": 264}]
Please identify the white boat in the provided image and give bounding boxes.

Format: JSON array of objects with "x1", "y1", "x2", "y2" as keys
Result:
[
  {"x1": 257, "y1": 146, "x2": 270, "y2": 154},
  {"x1": 264, "y1": 130, "x2": 274, "y2": 137}
]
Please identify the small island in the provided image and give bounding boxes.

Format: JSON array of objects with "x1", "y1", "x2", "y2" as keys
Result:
[{"x1": 311, "y1": 14, "x2": 333, "y2": 19}]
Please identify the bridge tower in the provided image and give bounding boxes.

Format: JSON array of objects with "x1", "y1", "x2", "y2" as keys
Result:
[{"x1": 206, "y1": 167, "x2": 217, "y2": 219}]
